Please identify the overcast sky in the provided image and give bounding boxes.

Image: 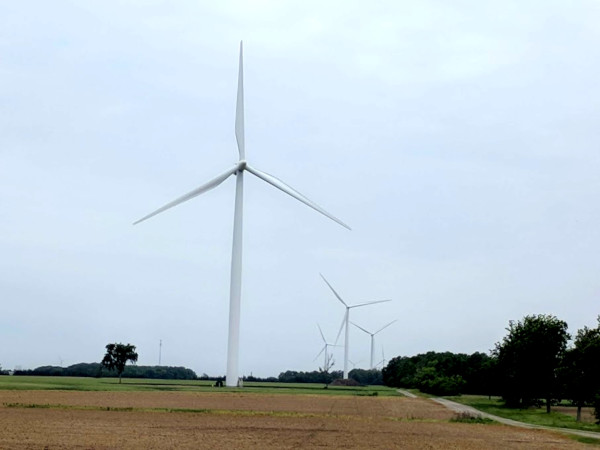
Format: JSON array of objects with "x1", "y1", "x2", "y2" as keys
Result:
[{"x1": 1, "y1": 1, "x2": 599, "y2": 377}]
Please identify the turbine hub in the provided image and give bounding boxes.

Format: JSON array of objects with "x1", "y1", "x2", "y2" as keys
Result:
[{"x1": 236, "y1": 160, "x2": 247, "y2": 172}]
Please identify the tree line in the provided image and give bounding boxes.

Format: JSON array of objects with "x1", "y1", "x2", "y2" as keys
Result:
[
  {"x1": 13, "y1": 362, "x2": 197, "y2": 380},
  {"x1": 382, "y1": 314, "x2": 600, "y2": 422},
  {"x1": 275, "y1": 368, "x2": 385, "y2": 385},
  {"x1": 382, "y1": 351, "x2": 495, "y2": 396}
]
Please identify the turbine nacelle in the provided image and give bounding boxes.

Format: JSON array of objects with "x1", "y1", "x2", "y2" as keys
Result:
[{"x1": 236, "y1": 160, "x2": 247, "y2": 173}]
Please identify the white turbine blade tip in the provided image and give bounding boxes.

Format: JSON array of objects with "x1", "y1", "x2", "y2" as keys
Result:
[
  {"x1": 235, "y1": 42, "x2": 245, "y2": 160},
  {"x1": 317, "y1": 323, "x2": 326, "y2": 342},
  {"x1": 313, "y1": 346, "x2": 326, "y2": 361},
  {"x1": 351, "y1": 322, "x2": 371, "y2": 334},
  {"x1": 334, "y1": 311, "x2": 347, "y2": 344},
  {"x1": 352, "y1": 299, "x2": 391, "y2": 308},
  {"x1": 133, "y1": 166, "x2": 237, "y2": 225},
  {"x1": 375, "y1": 319, "x2": 397, "y2": 334},
  {"x1": 246, "y1": 165, "x2": 351, "y2": 230},
  {"x1": 319, "y1": 274, "x2": 348, "y2": 306}
]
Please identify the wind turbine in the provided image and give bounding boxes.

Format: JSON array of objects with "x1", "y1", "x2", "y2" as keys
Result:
[
  {"x1": 314, "y1": 324, "x2": 339, "y2": 372},
  {"x1": 320, "y1": 274, "x2": 390, "y2": 379},
  {"x1": 135, "y1": 42, "x2": 350, "y2": 387},
  {"x1": 348, "y1": 359, "x2": 363, "y2": 369},
  {"x1": 376, "y1": 347, "x2": 387, "y2": 369},
  {"x1": 351, "y1": 320, "x2": 396, "y2": 369}
]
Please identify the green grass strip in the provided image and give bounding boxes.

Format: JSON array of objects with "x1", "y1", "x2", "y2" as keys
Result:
[
  {"x1": 0, "y1": 376, "x2": 400, "y2": 397},
  {"x1": 446, "y1": 395, "x2": 600, "y2": 433},
  {"x1": 570, "y1": 436, "x2": 600, "y2": 446}
]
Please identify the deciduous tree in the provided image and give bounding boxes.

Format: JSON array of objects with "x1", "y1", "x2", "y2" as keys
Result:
[
  {"x1": 561, "y1": 317, "x2": 600, "y2": 421},
  {"x1": 493, "y1": 314, "x2": 569, "y2": 412},
  {"x1": 101, "y1": 343, "x2": 138, "y2": 384}
]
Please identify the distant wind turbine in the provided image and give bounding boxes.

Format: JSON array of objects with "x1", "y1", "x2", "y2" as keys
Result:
[
  {"x1": 348, "y1": 359, "x2": 362, "y2": 369},
  {"x1": 314, "y1": 324, "x2": 339, "y2": 372},
  {"x1": 135, "y1": 42, "x2": 350, "y2": 387},
  {"x1": 320, "y1": 274, "x2": 390, "y2": 379},
  {"x1": 351, "y1": 320, "x2": 396, "y2": 369},
  {"x1": 376, "y1": 347, "x2": 387, "y2": 369}
]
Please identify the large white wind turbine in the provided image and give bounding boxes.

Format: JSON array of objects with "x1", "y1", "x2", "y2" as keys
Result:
[
  {"x1": 351, "y1": 320, "x2": 396, "y2": 369},
  {"x1": 135, "y1": 42, "x2": 350, "y2": 387},
  {"x1": 320, "y1": 274, "x2": 390, "y2": 379},
  {"x1": 314, "y1": 324, "x2": 339, "y2": 372}
]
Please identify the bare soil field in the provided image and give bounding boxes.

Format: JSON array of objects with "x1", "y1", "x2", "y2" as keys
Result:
[{"x1": 0, "y1": 391, "x2": 592, "y2": 449}]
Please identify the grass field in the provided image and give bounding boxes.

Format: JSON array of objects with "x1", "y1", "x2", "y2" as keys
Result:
[
  {"x1": 0, "y1": 375, "x2": 399, "y2": 396},
  {"x1": 447, "y1": 395, "x2": 600, "y2": 433}
]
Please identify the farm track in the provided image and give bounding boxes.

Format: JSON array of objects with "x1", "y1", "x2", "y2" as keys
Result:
[
  {"x1": 433, "y1": 397, "x2": 600, "y2": 440},
  {"x1": 0, "y1": 390, "x2": 594, "y2": 449}
]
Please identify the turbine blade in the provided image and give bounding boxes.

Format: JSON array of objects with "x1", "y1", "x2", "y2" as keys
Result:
[
  {"x1": 246, "y1": 165, "x2": 351, "y2": 230},
  {"x1": 133, "y1": 166, "x2": 237, "y2": 225},
  {"x1": 317, "y1": 323, "x2": 326, "y2": 343},
  {"x1": 319, "y1": 274, "x2": 348, "y2": 307},
  {"x1": 235, "y1": 41, "x2": 245, "y2": 159},
  {"x1": 334, "y1": 310, "x2": 347, "y2": 344},
  {"x1": 374, "y1": 319, "x2": 397, "y2": 335},
  {"x1": 350, "y1": 321, "x2": 371, "y2": 335},
  {"x1": 380, "y1": 347, "x2": 386, "y2": 367},
  {"x1": 351, "y1": 299, "x2": 391, "y2": 308},
  {"x1": 313, "y1": 345, "x2": 326, "y2": 361}
]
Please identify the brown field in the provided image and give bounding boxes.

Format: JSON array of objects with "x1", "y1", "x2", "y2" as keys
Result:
[{"x1": 0, "y1": 390, "x2": 592, "y2": 449}]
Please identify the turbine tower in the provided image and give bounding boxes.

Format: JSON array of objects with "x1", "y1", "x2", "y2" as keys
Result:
[
  {"x1": 158, "y1": 339, "x2": 162, "y2": 366},
  {"x1": 320, "y1": 274, "x2": 390, "y2": 379},
  {"x1": 135, "y1": 42, "x2": 350, "y2": 387},
  {"x1": 351, "y1": 320, "x2": 396, "y2": 369}
]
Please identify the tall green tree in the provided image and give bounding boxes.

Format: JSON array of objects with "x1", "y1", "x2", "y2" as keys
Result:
[
  {"x1": 493, "y1": 314, "x2": 569, "y2": 412},
  {"x1": 561, "y1": 317, "x2": 600, "y2": 422},
  {"x1": 101, "y1": 343, "x2": 138, "y2": 384},
  {"x1": 382, "y1": 351, "x2": 496, "y2": 395},
  {"x1": 348, "y1": 368, "x2": 383, "y2": 385},
  {"x1": 382, "y1": 356, "x2": 416, "y2": 388}
]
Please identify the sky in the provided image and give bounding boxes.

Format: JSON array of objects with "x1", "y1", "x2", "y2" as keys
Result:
[{"x1": 1, "y1": 0, "x2": 599, "y2": 377}]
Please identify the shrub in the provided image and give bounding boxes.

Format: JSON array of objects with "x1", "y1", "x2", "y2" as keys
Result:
[{"x1": 450, "y1": 412, "x2": 494, "y2": 424}]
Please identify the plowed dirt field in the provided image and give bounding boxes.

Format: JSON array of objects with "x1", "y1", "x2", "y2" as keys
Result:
[{"x1": 0, "y1": 391, "x2": 590, "y2": 449}]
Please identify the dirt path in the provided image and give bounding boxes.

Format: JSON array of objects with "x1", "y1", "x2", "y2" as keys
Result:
[
  {"x1": 397, "y1": 389, "x2": 417, "y2": 398},
  {"x1": 432, "y1": 397, "x2": 600, "y2": 440}
]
